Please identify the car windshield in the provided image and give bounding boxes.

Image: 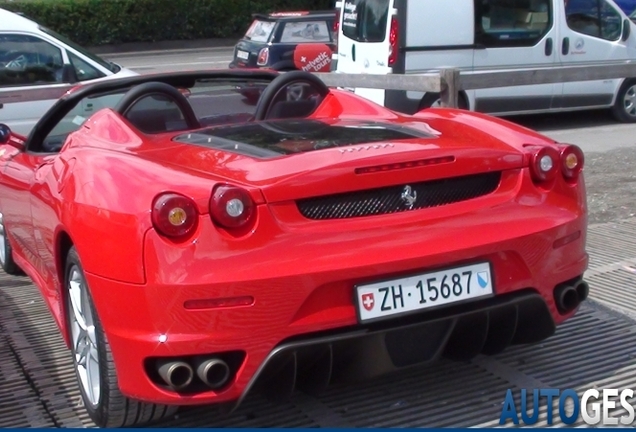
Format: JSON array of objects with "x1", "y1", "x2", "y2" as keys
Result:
[
  {"x1": 41, "y1": 77, "x2": 272, "y2": 152},
  {"x1": 244, "y1": 20, "x2": 276, "y2": 42},
  {"x1": 173, "y1": 119, "x2": 436, "y2": 159},
  {"x1": 38, "y1": 26, "x2": 120, "y2": 73}
]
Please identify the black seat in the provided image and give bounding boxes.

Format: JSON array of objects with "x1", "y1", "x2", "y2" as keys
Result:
[{"x1": 114, "y1": 81, "x2": 200, "y2": 133}]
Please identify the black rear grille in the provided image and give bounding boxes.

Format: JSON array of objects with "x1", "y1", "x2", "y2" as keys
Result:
[{"x1": 297, "y1": 172, "x2": 501, "y2": 220}]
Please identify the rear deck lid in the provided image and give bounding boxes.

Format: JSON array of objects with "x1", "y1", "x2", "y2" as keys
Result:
[{"x1": 171, "y1": 118, "x2": 526, "y2": 202}]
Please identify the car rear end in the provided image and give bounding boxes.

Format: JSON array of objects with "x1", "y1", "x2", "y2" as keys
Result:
[
  {"x1": 229, "y1": 16, "x2": 277, "y2": 69},
  {"x1": 87, "y1": 116, "x2": 588, "y2": 407}
]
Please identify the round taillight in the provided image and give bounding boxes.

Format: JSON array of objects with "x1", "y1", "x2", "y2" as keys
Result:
[
  {"x1": 210, "y1": 185, "x2": 255, "y2": 229},
  {"x1": 257, "y1": 48, "x2": 269, "y2": 66},
  {"x1": 152, "y1": 193, "x2": 199, "y2": 238},
  {"x1": 530, "y1": 146, "x2": 560, "y2": 183},
  {"x1": 560, "y1": 145, "x2": 584, "y2": 180}
]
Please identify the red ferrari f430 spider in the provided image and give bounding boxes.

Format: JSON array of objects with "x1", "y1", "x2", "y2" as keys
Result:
[{"x1": 0, "y1": 70, "x2": 588, "y2": 427}]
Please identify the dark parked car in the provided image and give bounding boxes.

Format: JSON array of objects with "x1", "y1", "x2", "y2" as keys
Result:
[{"x1": 229, "y1": 11, "x2": 336, "y2": 72}]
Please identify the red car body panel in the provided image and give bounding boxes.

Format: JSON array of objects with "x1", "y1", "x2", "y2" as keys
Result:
[{"x1": 0, "y1": 71, "x2": 588, "y2": 408}]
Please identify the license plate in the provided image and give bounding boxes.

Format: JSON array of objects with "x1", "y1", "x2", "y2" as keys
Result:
[
  {"x1": 355, "y1": 262, "x2": 494, "y2": 323},
  {"x1": 236, "y1": 50, "x2": 249, "y2": 60}
]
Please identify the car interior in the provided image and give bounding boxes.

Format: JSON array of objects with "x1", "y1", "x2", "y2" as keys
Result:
[{"x1": 36, "y1": 71, "x2": 331, "y2": 153}]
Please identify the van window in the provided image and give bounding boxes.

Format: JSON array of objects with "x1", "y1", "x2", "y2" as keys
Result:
[
  {"x1": 341, "y1": 0, "x2": 389, "y2": 42},
  {"x1": 280, "y1": 21, "x2": 332, "y2": 43},
  {"x1": 565, "y1": 0, "x2": 622, "y2": 41},
  {"x1": 475, "y1": 0, "x2": 552, "y2": 47}
]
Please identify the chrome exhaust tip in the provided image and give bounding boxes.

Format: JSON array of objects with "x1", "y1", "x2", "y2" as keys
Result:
[
  {"x1": 196, "y1": 358, "x2": 231, "y2": 389},
  {"x1": 576, "y1": 281, "x2": 589, "y2": 302},
  {"x1": 157, "y1": 360, "x2": 194, "y2": 390},
  {"x1": 554, "y1": 284, "x2": 579, "y2": 313}
]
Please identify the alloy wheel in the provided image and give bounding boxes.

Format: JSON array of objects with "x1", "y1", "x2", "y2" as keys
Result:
[
  {"x1": 0, "y1": 213, "x2": 6, "y2": 266},
  {"x1": 68, "y1": 265, "x2": 101, "y2": 407}
]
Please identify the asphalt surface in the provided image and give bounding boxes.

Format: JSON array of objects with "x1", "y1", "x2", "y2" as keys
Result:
[{"x1": 108, "y1": 46, "x2": 235, "y2": 73}]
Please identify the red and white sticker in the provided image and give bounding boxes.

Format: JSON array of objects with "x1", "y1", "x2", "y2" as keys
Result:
[{"x1": 293, "y1": 44, "x2": 333, "y2": 72}]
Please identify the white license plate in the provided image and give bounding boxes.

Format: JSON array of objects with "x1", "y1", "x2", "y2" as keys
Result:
[
  {"x1": 355, "y1": 262, "x2": 494, "y2": 322},
  {"x1": 236, "y1": 50, "x2": 249, "y2": 60}
]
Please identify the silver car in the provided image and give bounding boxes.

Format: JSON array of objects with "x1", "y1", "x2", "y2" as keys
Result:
[{"x1": 0, "y1": 8, "x2": 137, "y2": 136}]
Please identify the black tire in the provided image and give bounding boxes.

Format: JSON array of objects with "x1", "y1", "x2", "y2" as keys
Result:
[
  {"x1": 419, "y1": 92, "x2": 469, "y2": 110},
  {"x1": 611, "y1": 79, "x2": 636, "y2": 123},
  {"x1": 64, "y1": 247, "x2": 177, "y2": 427},
  {"x1": 0, "y1": 214, "x2": 23, "y2": 275}
]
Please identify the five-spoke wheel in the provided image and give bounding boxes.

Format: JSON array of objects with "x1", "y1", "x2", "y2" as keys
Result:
[
  {"x1": 0, "y1": 212, "x2": 22, "y2": 275},
  {"x1": 68, "y1": 264, "x2": 101, "y2": 408},
  {"x1": 64, "y1": 247, "x2": 176, "y2": 427}
]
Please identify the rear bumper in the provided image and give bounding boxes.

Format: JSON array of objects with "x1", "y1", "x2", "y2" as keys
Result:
[
  {"x1": 86, "y1": 200, "x2": 588, "y2": 406},
  {"x1": 86, "y1": 165, "x2": 588, "y2": 406},
  {"x1": 231, "y1": 288, "x2": 558, "y2": 408}
]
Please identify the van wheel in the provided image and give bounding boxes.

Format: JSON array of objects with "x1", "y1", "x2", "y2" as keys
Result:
[
  {"x1": 612, "y1": 80, "x2": 636, "y2": 123},
  {"x1": 0, "y1": 213, "x2": 22, "y2": 275},
  {"x1": 419, "y1": 93, "x2": 468, "y2": 110}
]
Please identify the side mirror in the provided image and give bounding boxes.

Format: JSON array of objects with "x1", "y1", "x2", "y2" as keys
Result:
[
  {"x1": 0, "y1": 124, "x2": 11, "y2": 145},
  {"x1": 623, "y1": 19, "x2": 631, "y2": 41},
  {"x1": 0, "y1": 123, "x2": 24, "y2": 151}
]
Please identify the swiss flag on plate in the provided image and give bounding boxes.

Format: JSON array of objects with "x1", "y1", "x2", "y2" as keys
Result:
[{"x1": 361, "y1": 293, "x2": 375, "y2": 311}]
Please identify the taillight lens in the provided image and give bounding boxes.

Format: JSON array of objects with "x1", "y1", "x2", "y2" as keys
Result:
[
  {"x1": 152, "y1": 193, "x2": 199, "y2": 238},
  {"x1": 210, "y1": 185, "x2": 255, "y2": 229},
  {"x1": 388, "y1": 15, "x2": 399, "y2": 67},
  {"x1": 560, "y1": 145, "x2": 584, "y2": 181},
  {"x1": 257, "y1": 48, "x2": 269, "y2": 66},
  {"x1": 529, "y1": 146, "x2": 560, "y2": 183}
]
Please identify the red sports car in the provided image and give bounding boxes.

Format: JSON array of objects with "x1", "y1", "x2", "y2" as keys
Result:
[{"x1": 0, "y1": 70, "x2": 588, "y2": 427}]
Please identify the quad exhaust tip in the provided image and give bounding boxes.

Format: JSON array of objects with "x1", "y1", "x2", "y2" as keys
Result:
[
  {"x1": 196, "y1": 358, "x2": 231, "y2": 389},
  {"x1": 157, "y1": 360, "x2": 194, "y2": 390},
  {"x1": 155, "y1": 357, "x2": 231, "y2": 391},
  {"x1": 554, "y1": 280, "x2": 589, "y2": 314}
]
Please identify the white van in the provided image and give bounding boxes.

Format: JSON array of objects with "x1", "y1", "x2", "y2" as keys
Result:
[
  {"x1": 335, "y1": 0, "x2": 636, "y2": 122},
  {"x1": 0, "y1": 8, "x2": 137, "y2": 136}
]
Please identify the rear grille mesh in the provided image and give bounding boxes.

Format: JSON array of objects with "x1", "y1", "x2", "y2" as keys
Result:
[{"x1": 297, "y1": 172, "x2": 501, "y2": 220}]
